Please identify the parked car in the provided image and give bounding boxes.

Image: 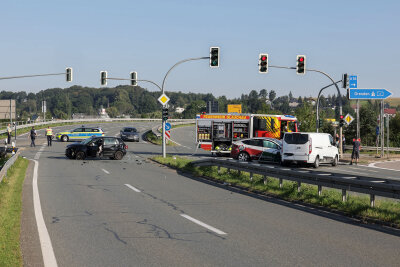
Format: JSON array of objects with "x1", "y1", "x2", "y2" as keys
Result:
[
  {"x1": 281, "y1": 132, "x2": 339, "y2": 168},
  {"x1": 65, "y1": 136, "x2": 127, "y2": 160},
  {"x1": 231, "y1": 137, "x2": 282, "y2": 162},
  {"x1": 57, "y1": 126, "x2": 104, "y2": 142},
  {"x1": 120, "y1": 127, "x2": 139, "y2": 142}
]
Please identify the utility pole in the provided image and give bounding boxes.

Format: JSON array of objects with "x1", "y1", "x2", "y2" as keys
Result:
[
  {"x1": 380, "y1": 100, "x2": 384, "y2": 158},
  {"x1": 356, "y1": 99, "x2": 360, "y2": 139},
  {"x1": 386, "y1": 113, "x2": 389, "y2": 158}
]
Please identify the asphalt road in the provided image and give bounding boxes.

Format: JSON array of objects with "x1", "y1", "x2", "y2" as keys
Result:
[{"x1": 18, "y1": 122, "x2": 400, "y2": 266}]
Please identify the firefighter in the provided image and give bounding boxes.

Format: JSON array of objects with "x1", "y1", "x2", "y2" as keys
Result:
[{"x1": 46, "y1": 126, "x2": 53, "y2": 146}]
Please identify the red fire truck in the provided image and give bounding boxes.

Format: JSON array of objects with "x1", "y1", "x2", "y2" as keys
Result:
[{"x1": 196, "y1": 113, "x2": 299, "y2": 154}]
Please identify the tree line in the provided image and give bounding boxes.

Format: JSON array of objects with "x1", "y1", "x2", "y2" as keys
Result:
[{"x1": 0, "y1": 86, "x2": 399, "y2": 146}]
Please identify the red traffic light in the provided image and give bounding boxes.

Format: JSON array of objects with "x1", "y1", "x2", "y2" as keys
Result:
[
  {"x1": 261, "y1": 56, "x2": 267, "y2": 61},
  {"x1": 340, "y1": 115, "x2": 344, "y2": 119},
  {"x1": 299, "y1": 57, "x2": 304, "y2": 62}
]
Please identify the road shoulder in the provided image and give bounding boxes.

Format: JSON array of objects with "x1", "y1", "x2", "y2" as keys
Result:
[{"x1": 20, "y1": 160, "x2": 44, "y2": 267}]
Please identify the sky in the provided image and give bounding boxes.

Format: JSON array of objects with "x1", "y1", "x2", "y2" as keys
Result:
[{"x1": 0, "y1": 0, "x2": 399, "y2": 99}]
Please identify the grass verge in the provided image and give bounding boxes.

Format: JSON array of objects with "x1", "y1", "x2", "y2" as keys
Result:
[
  {"x1": 0, "y1": 157, "x2": 29, "y2": 267},
  {"x1": 144, "y1": 131, "x2": 177, "y2": 146},
  {"x1": 152, "y1": 155, "x2": 400, "y2": 226}
]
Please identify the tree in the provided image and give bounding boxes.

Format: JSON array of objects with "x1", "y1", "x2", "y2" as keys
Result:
[
  {"x1": 259, "y1": 89, "x2": 268, "y2": 99},
  {"x1": 269, "y1": 90, "x2": 276, "y2": 102},
  {"x1": 295, "y1": 102, "x2": 316, "y2": 132}
]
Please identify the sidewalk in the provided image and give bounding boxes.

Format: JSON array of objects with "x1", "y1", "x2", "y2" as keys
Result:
[{"x1": 340, "y1": 151, "x2": 400, "y2": 164}]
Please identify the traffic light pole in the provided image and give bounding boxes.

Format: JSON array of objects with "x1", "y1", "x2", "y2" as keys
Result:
[
  {"x1": 108, "y1": 56, "x2": 211, "y2": 158},
  {"x1": 269, "y1": 65, "x2": 344, "y2": 157},
  {"x1": 160, "y1": 56, "x2": 210, "y2": 158},
  {"x1": 316, "y1": 80, "x2": 342, "y2": 132}
]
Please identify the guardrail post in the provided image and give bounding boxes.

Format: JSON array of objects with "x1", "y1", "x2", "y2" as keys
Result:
[
  {"x1": 370, "y1": 194, "x2": 375, "y2": 208},
  {"x1": 263, "y1": 175, "x2": 267, "y2": 185},
  {"x1": 227, "y1": 168, "x2": 230, "y2": 173},
  {"x1": 218, "y1": 166, "x2": 221, "y2": 174},
  {"x1": 342, "y1": 189, "x2": 347, "y2": 202},
  {"x1": 318, "y1": 185, "x2": 322, "y2": 196},
  {"x1": 250, "y1": 172, "x2": 253, "y2": 182},
  {"x1": 279, "y1": 178, "x2": 283, "y2": 188},
  {"x1": 297, "y1": 182, "x2": 301, "y2": 193}
]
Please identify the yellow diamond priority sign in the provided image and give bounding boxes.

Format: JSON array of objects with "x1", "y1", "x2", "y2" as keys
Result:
[
  {"x1": 344, "y1": 113, "x2": 354, "y2": 125},
  {"x1": 158, "y1": 93, "x2": 170, "y2": 106}
]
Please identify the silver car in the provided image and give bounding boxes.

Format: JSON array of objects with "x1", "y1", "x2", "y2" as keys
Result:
[{"x1": 120, "y1": 127, "x2": 139, "y2": 142}]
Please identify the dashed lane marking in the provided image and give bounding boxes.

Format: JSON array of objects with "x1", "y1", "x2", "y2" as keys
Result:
[
  {"x1": 180, "y1": 214, "x2": 227, "y2": 235},
  {"x1": 125, "y1": 184, "x2": 141, "y2": 192},
  {"x1": 102, "y1": 169, "x2": 110, "y2": 174}
]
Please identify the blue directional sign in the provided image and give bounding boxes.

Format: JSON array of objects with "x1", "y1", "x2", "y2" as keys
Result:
[
  {"x1": 165, "y1": 122, "x2": 171, "y2": 131},
  {"x1": 349, "y1": 75, "x2": 357, "y2": 88},
  {"x1": 349, "y1": 89, "x2": 392, "y2": 100}
]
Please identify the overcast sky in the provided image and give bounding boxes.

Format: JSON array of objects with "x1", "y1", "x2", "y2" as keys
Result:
[{"x1": 0, "y1": 0, "x2": 399, "y2": 99}]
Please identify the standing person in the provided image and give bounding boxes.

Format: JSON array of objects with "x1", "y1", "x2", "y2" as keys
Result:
[
  {"x1": 29, "y1": 126, "x2": 37, "y2": 147},
  {"x1": 7, "y1": 123, "x2": 12, "y2": 144},
  {"x1": 335, "y1": 134, "x2": 340, "y2": 148},
  {"x1": 342, "y1": 135, "x2": 346, "y2": 153},
  {"x1": 350, "y1": 138, "x2": 361, "y2": 165},
  {"x1": 46, "y1": 126, "x2": 53, "y2": 146}
]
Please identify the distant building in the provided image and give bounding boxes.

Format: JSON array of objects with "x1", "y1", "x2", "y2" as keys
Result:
[
  {"x1": 175, "y1": 107, "x2": 185, "y2": 113},
  {"x1": 384, "y1": 108, "x2": 397, "y2": 118},
  {"x1": 289, "y1": 102, "x2": 299, "y2": 108}
]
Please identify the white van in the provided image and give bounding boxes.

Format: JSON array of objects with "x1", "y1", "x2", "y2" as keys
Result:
[{"x1": 281, "y1": 132, "x2": 339, "y2": 168}]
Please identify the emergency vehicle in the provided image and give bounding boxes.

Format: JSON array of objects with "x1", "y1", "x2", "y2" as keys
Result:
[{"x1": 195, "y1": 113, "x2": 298, "y2": 154}]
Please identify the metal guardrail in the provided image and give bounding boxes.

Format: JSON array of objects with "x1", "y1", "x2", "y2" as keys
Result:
[
  {"x1": 191, "y1": 158, "x2": 400, "y2": 207},
  {"x1": 344, "y1": 145, "x2": 400, "y2": 152},
  {"x1": 0, "y1": 151, "x2": 20, "y2": 183},
  {"x1": 0, "y1": 118, "x2": 195, "y2": 136}
]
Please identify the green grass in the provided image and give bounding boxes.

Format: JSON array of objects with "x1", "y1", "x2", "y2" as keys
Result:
[
  {"x1": 145, "y1": 131, "x2": 177, "y2": 146},
  {"x1": 0, "y1": 157, "x2": 29, "y2": 267},
  {"x1": 153, "y1": 155, "x2": 400, "y2": 226}
]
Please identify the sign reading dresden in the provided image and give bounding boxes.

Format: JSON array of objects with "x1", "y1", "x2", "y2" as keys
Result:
[{"x1": 349, "y1": 89, "x2": 392, "y2": 100}]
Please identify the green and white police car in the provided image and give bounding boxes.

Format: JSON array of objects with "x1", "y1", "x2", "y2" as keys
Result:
[{"x1": 56, "y1": 126, "x2": 104, "y2": 142}]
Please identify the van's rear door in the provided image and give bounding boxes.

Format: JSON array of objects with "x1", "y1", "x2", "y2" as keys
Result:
[{"x1": 283, "y1": 133, "x2": 310, "y2": 160}]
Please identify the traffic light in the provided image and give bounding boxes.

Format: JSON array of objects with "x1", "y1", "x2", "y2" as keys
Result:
[
  {"x1": 210, "y1": 47, "x2": 219, "y2": 68},
  {"x1": 259, "y1": 54, "x2": 269, "y2": 73},
  {"x1": 339, "y1": 115, "x2": 345, "y2": 127},
  {"x1": 296, "y1": 55, "x2": 306, "y2": 75},
  {"x1": 162, "y1": 108, "x2": 169, "y2": 121},
  {"x1": 130, "y1": 71, "x2": 137, "y2": 86},
  {"x1": 66, "y1": 67, "x2": 73, "y2": 82},
  {"x1": 100, "y1": 71, "x2": 107, "y2": 86},
  {"x1": 318, "y1": 118, "x2": 323, "y2": 128},
  {"x1": 342, "y1": 73, "x2": 349, "y2": 88}
]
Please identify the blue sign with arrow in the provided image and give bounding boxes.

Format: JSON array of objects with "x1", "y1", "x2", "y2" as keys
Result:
[
  {"x1": 349, "y1": 75, "x2": 357, "y2": 88},
  {"x1": 165, "y1": 122, "x2": 171, "y2": 131},
  {"x1": 349, "y1": 89, "x2": 392, "y2": 100}
]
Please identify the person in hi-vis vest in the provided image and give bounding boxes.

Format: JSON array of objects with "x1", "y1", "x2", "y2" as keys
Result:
[{"x1": 46, "y1": 126, "x2": 53, "y2": 146}]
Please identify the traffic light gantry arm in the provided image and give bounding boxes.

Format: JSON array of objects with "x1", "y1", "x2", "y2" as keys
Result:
[
  {"x1": 161, "y1": 56, "x2": 210, "y2": 94},
  {"x1": 106, "y1": 77, "x2": 162, "y2": 91}
]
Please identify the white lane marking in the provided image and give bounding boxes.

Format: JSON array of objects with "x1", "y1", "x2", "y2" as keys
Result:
[
  {"x1": 32, "y1": 160, "x2": 58, "y2": 266},
  {"x1": 125, "y1": 184, "x2": 141, "y2": 192},
  {"x1": 367, "y1": 161, "x2": 400, "y2": 172},
  {"x1": 317, "y1": 173, "x2": 331, "y2": 176},
  {"x1": 180, "y1": 214, "x2": 227, "y2": 235},
  {"x1": 102, "y1": 169, "x2": 110, "y2": 174},
  {"x1": 347, "y1": 166, "x2": 379, "y2": 173},
  {"x1": 34, "y1": 144, "x2": 47, "y2": 160}
]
